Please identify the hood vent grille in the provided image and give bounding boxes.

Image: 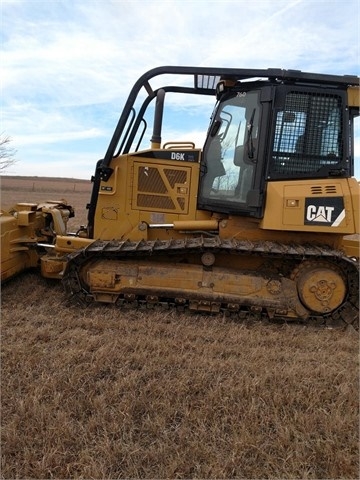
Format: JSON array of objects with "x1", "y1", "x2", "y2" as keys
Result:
[{"x1": 311, "y1": 185, "x2": 338, "y2": 195}]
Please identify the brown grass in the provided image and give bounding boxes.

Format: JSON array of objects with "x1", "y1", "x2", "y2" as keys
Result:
[{"x1": 1, "y1": 177, "x2": 359, "y2": 479}]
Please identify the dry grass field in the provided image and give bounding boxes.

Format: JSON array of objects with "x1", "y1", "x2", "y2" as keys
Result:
[{"x1": 1, "y1": 176, "x2": 359, "y2": 479}]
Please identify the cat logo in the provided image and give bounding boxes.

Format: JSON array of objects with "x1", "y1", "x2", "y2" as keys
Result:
[{"x1": 304, "y1": 197, "x2": 345, "y2": 227}]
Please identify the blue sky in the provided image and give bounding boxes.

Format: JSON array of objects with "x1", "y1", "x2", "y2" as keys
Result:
[{"x1": 1, "y1": 0, "x2": 359, "y2": 179}]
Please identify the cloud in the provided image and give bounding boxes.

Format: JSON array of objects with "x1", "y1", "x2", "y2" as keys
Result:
[
  {"x1": 14, "y1": 128, "x2": 104, "y2": 147},
  {"x1": 1, "y1": 0, "x2": 359, "y2": 179}
]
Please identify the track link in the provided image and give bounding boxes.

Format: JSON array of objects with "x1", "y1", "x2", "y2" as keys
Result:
[{"x1": 62, "y1": 236, "x2": 359, "y2": 329}]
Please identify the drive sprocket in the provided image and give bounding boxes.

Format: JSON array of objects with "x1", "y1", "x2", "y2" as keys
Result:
[{"x1": 291, "y1": 260, "x2": 347, "y2": 314}]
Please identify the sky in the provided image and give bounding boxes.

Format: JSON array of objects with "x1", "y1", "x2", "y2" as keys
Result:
[{"x1": 1, "y1": 0, "x2": 359, "y2": 180}]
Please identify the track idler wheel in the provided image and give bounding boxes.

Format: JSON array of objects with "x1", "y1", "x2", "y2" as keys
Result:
[{"x1": 291, "y1": 260, "x2": 346, "y2": 314}]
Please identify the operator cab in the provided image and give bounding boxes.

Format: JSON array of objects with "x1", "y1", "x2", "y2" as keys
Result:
[{"x1": 198, "y1": 78, "x2": 353, "y2": 217}]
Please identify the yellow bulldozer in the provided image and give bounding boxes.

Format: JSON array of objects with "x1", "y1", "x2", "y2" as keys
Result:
[{"x1": 1, "y1": 67, "x2": 359, "y2": 327}]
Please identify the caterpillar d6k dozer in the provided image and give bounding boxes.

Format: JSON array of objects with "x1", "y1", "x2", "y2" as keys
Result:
[{"x1": 1, "y1": 67, "x2": 359, "y2": 327}]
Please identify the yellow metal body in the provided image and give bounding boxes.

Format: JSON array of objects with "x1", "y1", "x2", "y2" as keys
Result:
[
  {"x1": 348, "y1": 86, "x2": 360, "y2": 107},
  {"x1": 261, "y1": 178, "x2": 359, "y2": 233},
  {"x1": 0, "y1": 204, "x2": 40, "y2": 282},
  {"x1": 83, "y1": 150, "x2": 360, "y2": 255},
  {"x1": 92, "y1": 150, "x2": 212, "y2": 241},
  {"x1": 80, "y1": 256, "x2": 308, "y2": 318},
  {"x1": 0, "y1": 202, "x2": 73, "y2": 282}
]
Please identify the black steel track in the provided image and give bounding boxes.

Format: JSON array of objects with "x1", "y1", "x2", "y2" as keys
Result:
[{"x1": 62, "y1": 237, "x2": 359, "y2": 329}]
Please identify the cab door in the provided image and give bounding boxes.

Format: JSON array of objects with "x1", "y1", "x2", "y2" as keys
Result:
[{"x1": 198, "y1": 86, "x2": 270, "y2": 217}]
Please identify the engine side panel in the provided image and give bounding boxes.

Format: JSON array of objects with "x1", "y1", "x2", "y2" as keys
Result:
[
  {"x1": 261, "y1": 178, "x2": 359, "y2": 234},
  {"x1": 92, "y1": 150, "x2": 213, "y2": 241}
]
